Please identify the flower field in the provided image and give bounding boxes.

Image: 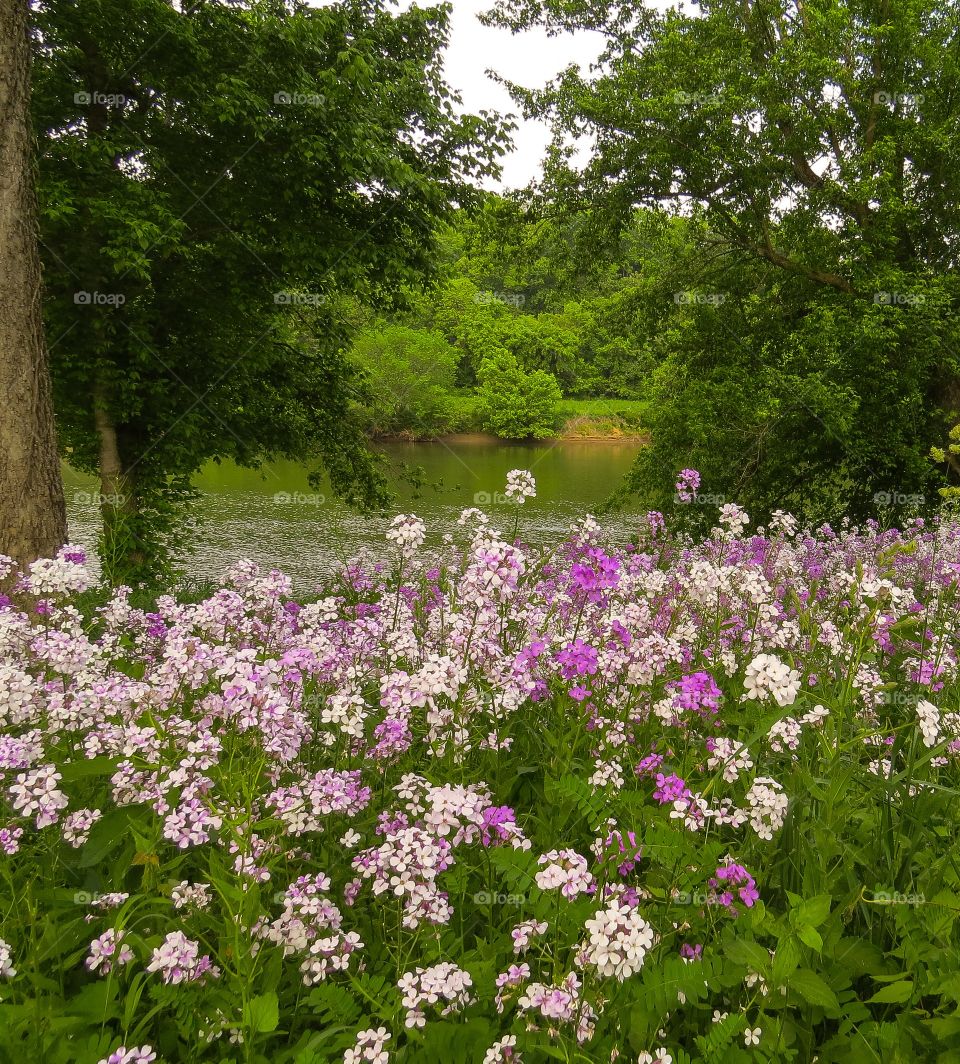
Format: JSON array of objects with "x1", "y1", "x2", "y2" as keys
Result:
[{"x1": 1, "y1": 472, "x2": 960, "y2": 1064}]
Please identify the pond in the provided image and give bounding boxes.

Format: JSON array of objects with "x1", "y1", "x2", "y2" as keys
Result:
[{"x1": 63, "y1": 437, "x2": 646, "y2": 588}]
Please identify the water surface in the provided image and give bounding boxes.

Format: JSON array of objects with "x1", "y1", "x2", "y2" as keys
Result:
[{"x1": 63, "y1": 438, "x2": 644, "y2": 587}]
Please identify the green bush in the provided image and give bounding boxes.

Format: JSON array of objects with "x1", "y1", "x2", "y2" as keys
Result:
[{"x1": 475, "y1": 350, "x2": 562, "y2": 439}]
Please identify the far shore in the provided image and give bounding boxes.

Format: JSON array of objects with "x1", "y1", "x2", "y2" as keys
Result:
[{"x1": 373, "y1": 429, "x2": 650, "y2": 445}]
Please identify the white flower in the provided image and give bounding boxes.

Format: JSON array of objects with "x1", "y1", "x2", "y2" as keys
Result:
[
  {"x1": 344, "y1": 1026, "x2": 391, "y2": 1064},
  {"x1": 744, "y1": 776, "x2": 789, "y2": 840},
  {"x1": 386, "y1": 514, "x2": 425, "y2": 557},
  {"x1": 483, "y1": 1035, "x2": 520, "y2": 1063},
  {"x1": 504, "y1": 469, "x2": 536, "y2": 503},
  {"x1": 717, "y1": 503, "x2": 749, "y2": 535},
  {"x1": 579, "y1": 900, "x2": 655, "y2": 980},
  {"x1": 743, "y1": 653, "x2": 801, "y2": 707},
  {"x1": 744, "y1": 1026, "x2": 762, "y2": 1046},
  {"x1": 535, "y1": 849, "x2": 594, "y2": 899},
  {"x1": 917, "y1": 699, "x2": 940, "y2": 747},
  {"x1": 0, "y1": 938, "x2": 15, "y2": 979}
]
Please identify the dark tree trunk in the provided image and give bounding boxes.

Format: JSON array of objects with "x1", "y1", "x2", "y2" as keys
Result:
[{"x1": 0, "y1": 0, "x2": 68, "y2": 567}]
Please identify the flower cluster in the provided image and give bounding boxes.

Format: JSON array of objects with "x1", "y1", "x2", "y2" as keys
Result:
[
  {"x1": 397, "y1": 961, "x2": 474, "y2": 1028},
  {"x1": 535, "y1": 849, "x2": 595, "y2": 899},
  {"x1": 0, "y1": 472, "x2": 958, "y2": 1060},
  {"x1": 505, "y1": 469, "x2": 536, "y2": 503},
  {"x1": 577, "y1": 899, "x2": 656, "y2": 979}
]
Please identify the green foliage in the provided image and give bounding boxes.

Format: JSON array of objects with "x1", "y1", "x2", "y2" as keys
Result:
[
  {"x1": 475, "y1": 350, "x2": 562, "y2": 439},
  {"x1": 485, "y1": 0, "x2": 960, "y2": 521},
  {"x1": 32, "y1": 0, "x2": 507, "y2": 580},
  {"x1": 351, "y1": 326, "x2": 460, "y2": 438}
]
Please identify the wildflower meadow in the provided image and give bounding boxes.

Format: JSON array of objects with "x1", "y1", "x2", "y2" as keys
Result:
[{"x1": 1, "y1": 470, "x2": 959, "y2": 1064}]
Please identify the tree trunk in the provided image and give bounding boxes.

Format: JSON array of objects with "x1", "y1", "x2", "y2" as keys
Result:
[
  {"x1": 93, "y1": 389, "x2": 144, "y2": 581},
  {"x1": 0, "y1": 0, "x2": 67, "y2": 567}
]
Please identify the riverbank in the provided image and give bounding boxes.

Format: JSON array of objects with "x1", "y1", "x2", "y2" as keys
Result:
[{"x1": 370, "y1": 398, "x2": 650, "y2": 443}]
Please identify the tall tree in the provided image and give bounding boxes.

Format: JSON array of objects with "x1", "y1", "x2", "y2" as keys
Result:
[
  {"x1": 31, "y1": 0, "x2": 507, "y2": 581},
  {"x1": 0, "y1": 0, "x2": 67, "y2": 567},
  {"x1": 485, "y1": 0, "x2": 960, "y2": 518}
]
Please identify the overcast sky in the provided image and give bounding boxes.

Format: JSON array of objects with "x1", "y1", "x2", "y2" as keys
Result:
[{"x1": 441, "y1": 0, "x2": 604, "y2": 190}]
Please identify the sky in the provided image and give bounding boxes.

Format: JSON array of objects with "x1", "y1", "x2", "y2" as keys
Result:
[{"x1": 441, "y1": 0, "x2": 605, "y2": 190}]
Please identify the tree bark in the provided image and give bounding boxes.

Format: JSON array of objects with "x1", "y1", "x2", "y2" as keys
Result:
[{"x1": 0, "y1": 0, "x2": 68, "y2": 567}]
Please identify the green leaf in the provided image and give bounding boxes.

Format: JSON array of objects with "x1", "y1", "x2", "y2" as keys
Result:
[
  {"x1": 772, "y1": 934, "x2": 803, "y2": 983},
  {"x1": 792, "y1": 894, "x2": 832, "y2": 928},
  {"x1": 790, "y1": 968, "x2": 840, "y2": 1010},
  {"x1": 724, "y1": 938, "x2": 771, "y2": 973},
  {"x1": 248, "y1": 991, "x2": 279, "y2": 1033},
  {"x1": 867, "y1": 980, "x2": 915, "y2": 1004},
  {"x1": 796, "y1": 924, "x2": 823, "y2": 951}
]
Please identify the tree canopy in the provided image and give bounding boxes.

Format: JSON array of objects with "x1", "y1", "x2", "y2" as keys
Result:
[
  {"x1": 32, "y1": 0, "x2": 508, "y2": 579},
  {"x1": 484, "y1": 0, "x2": 960, "y2": 519}
]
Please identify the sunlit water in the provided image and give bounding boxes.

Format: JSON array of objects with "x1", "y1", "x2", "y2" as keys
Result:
[{"x1": 63, "y1": 438, "x2": 645, "y2": 589}]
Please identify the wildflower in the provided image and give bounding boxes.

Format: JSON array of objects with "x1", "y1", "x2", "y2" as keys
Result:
[
  {"x1": 8, "y1": 763, "x2": 68, "y2": 828},
  {"x1": 0, "y1": 939, "x2": 15, "y2": 979},
  {"x1": 675, "y1": 468, "x2": 701, "y2": 502},
  {"x1": 511, "y1": 919, "x2": 548, "y2": 954},
  {"x1": 578, "y1": 899, "x2": 656, "y2": 979},
  {"x1": 718, "y1": 503, "x2": 749, "y2": 535},
  {"x1": 743, "y1": 653, "x2": 801, "y2": 707},
  {"x1": 483, "y1": 1035, "x2": 521, "y2": 1062},
  {"x1": 917, "y1": 699, "x2": 940, "y2": 747},
  {"x1": 386, "y1": 514, "x2": 426, "y2": 557},
  {"x1": 504, "y1": 469, "x2": 536, "y2": 503},
  {"x1": 146, "y1": 931, "x2": 219, "y2": 984},
  {"x1": 171, "y1": 880, "x2": 212, "y2": 910},
  {"x1": 670, "y1": 671, "x2": 722, "y2": 717},
  {"x1": 62, "y1": 808, "x2": 102, "y2": 847},
  {"x1": 744, "y1": 1027, "x2": 762, "y2": 1046},
  {"x1": 535, "y1": 849, "x2": 595, "y2": 899},
  {"x1": 706, "y1": 738, "x2": 754, "y2": 782},
  {"x1": 97, "y1": 1048, "x2": 156, "y2": 1064},
  {"x1": 398, "y1": 962, "x2": 473, "y2": 1028},
  {"x1": 744, "y1": 777, "x2": 789, "y2": 840},
  {"x1": 86, "y1": 929, "x2": 134, "y2": 975},
  {"x1": 708, "y1": 862, "x2": 760, "y2": 912},
  {"x1": 344, "y1": 1027, "x2": 391, "y2": 1064}
]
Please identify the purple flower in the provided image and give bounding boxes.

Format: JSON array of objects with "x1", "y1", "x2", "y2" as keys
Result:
[
  {"x1": 480, "y1": 805, "x2": 520, "y2": 847},
  {"x1": 708, "y1": 863, "x2": 759, "y2": 913},
  {"x1": 556, "y1": 640, "x2": 599, "y2": 680},
  {"x1": 675, "y1": 468, "x2": 701, "y2": 502},
  {"x1": 670, "y1": 671, "x2": 722, "y2": 717},
  {"x1": 653, "y1": 773, "x2": 690, "y2": 805}
]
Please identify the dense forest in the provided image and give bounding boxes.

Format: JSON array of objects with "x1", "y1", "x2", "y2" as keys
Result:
[{"x1": 348, "y1": 189, "x2": 959, "y2": 525}]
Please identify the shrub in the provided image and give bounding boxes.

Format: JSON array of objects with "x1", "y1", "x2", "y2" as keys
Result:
[{"x1": 475, "y1": 350, "x2": 562, "y2": 438}]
